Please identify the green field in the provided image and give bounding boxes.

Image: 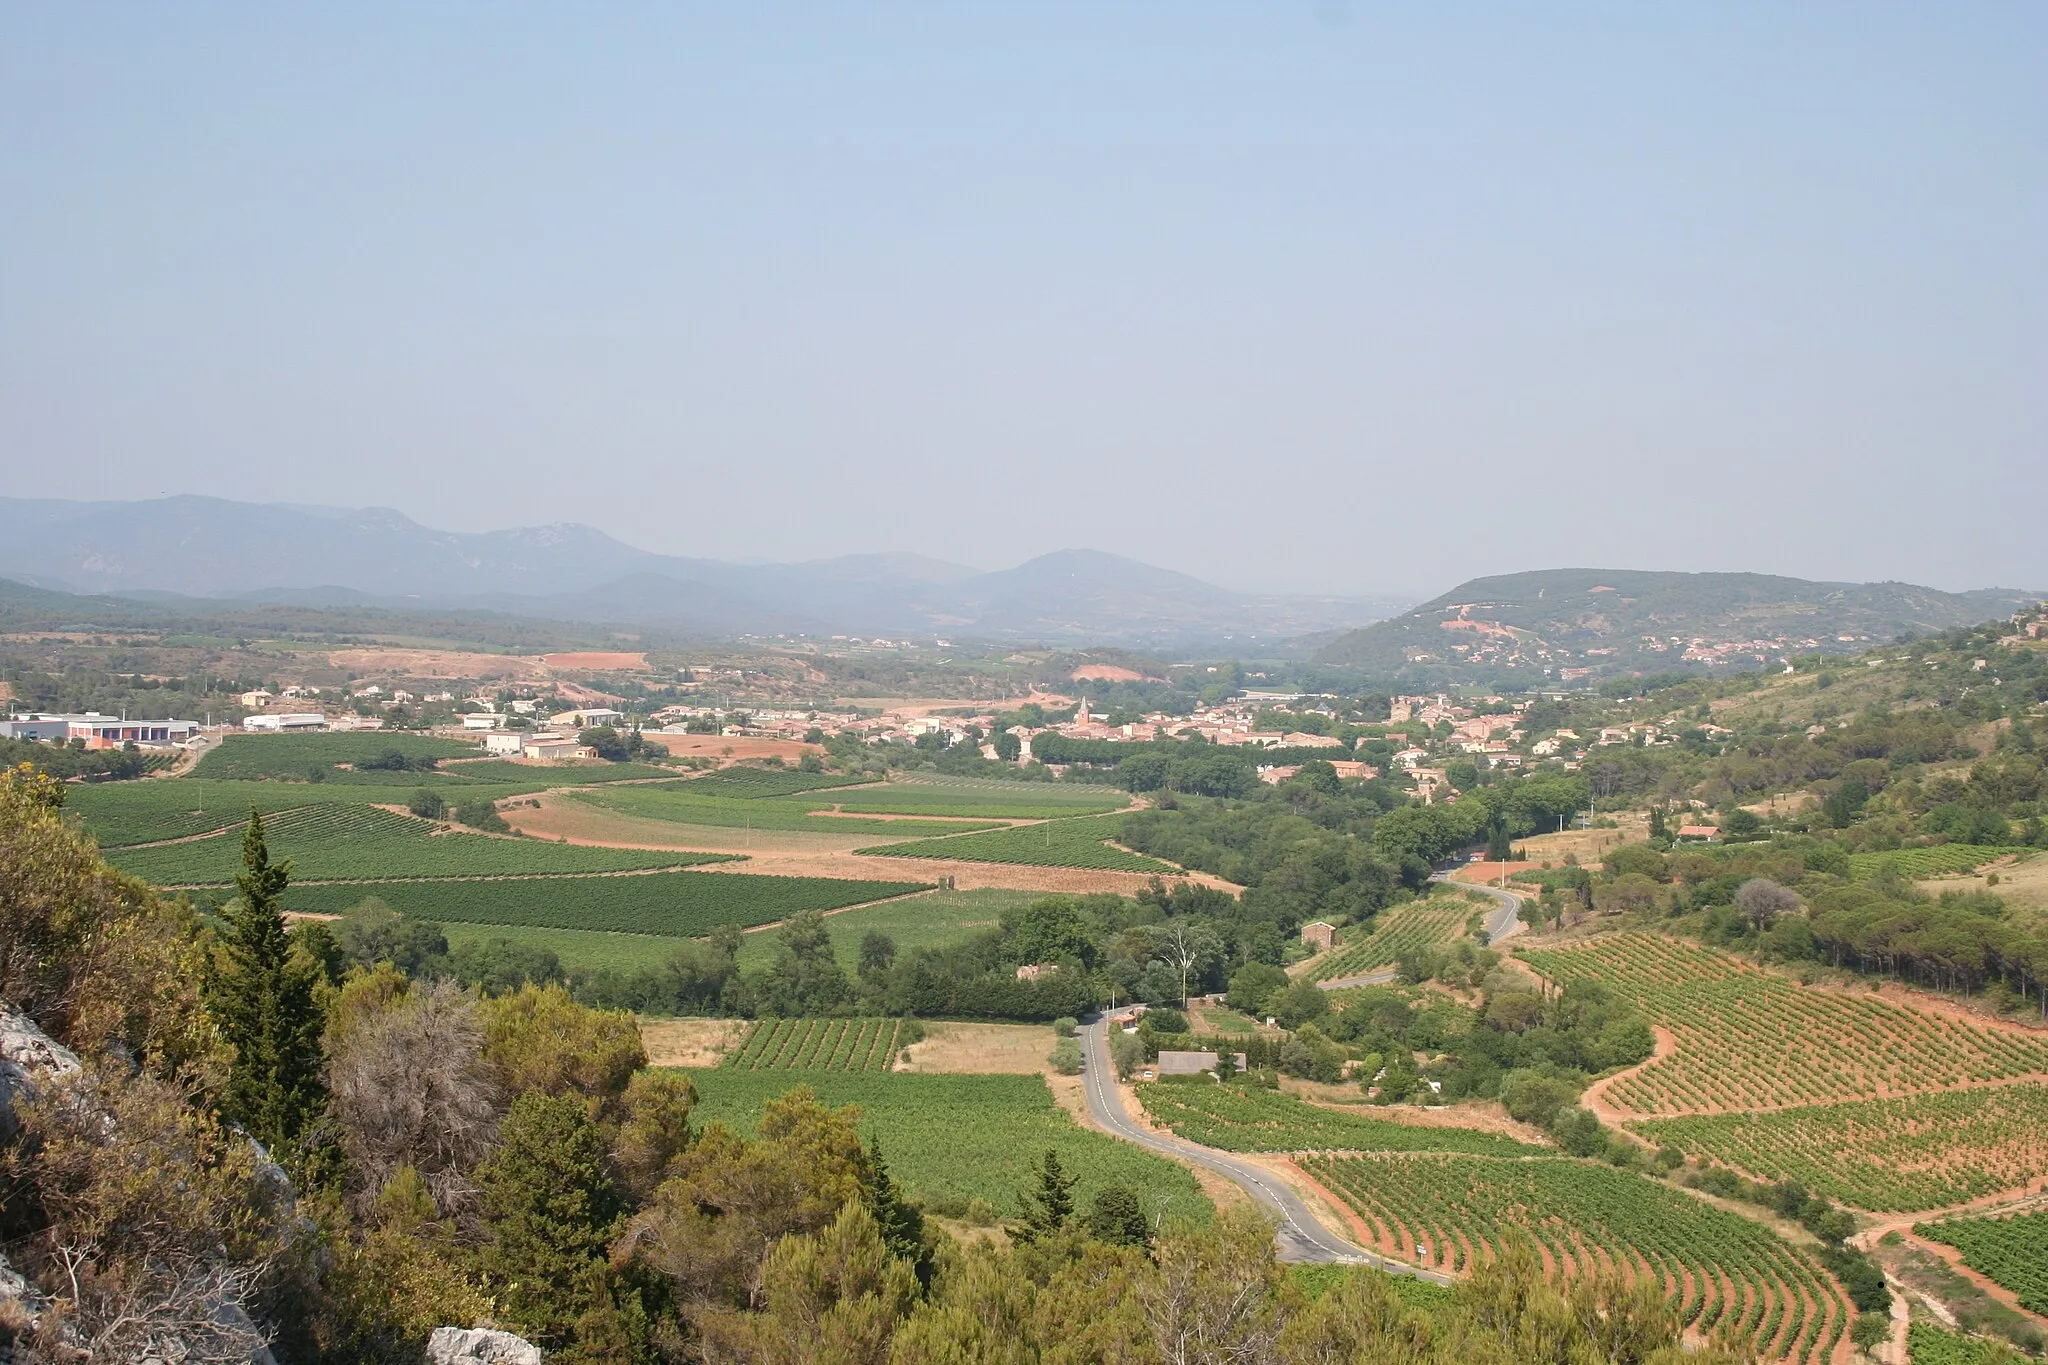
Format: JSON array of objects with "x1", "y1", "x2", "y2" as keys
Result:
[
  {"x1": 1913, "y1": 1211, "x2": 2048, "y2": 1315},
  {"x1": 804, "y1": 781, "x2": 1128, "y2": 820},
  {"x1": 682, "y1": 1069, "x2": 1208, "y2": 1223},
  {"x1": 281, "y1": 870, "x2": 929, "y2": 936},
  {"x1": 1302, "y1": 1153, "x2": 1850, "y2": 1363},
  {"x1": 194, "y1": 732, "x2": 481, "y2": 781},
  {"x1": 68, "y1": 779, "x2": 544, "y2": 848},
  {"x1": 723, "y1": 1017, "x2": 905, "y2": 1072},
  {"x1": 572, "y1": 785, "x2": 998, "y2": 837},
  {"x1": 1305, "y1": 895, "x2": 1471, "y2": 983},
  {"x1": 732, "y1": 886, "x2": 1036, "y2": 971},
  {"x1": 1286, "y1": 1264, "x2": 1454, "y2": 1313},
  {"x1": 106, "y1": 804, "x2": 726, "y2": 885},
  {"x1": 1908, "y1": 1323, "x2": 2029, "y2": 1364},
  {"x1": 1135, "y1": 1082, "x2": 1545, "y2": 1158},
  {"x1": 439, "y1": 759, "x2": 676, "y2": 784},
  {"x1": 669, "y1": 769, "x2": 873, "y2": 799},
  {"x1": 857, "y1": 814, "x2": 1170, "y2": 872},
  {"x1": 437, "y1": 921, "x2": 693, "y2": 977},
  {"x1": 1630, "y1": 1085, "x2": 2048, "y2": 1213},
  {"x1": 1849, "y1": 845, "x2": 2035, "y2": 880}
]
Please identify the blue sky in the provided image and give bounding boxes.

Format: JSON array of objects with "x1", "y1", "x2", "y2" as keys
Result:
[{"x1": 4, "y1": 4, "x2": 2042, "y2": 596}]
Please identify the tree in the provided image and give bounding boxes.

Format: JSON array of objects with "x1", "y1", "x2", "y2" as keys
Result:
[
  {"x1": 474, "y1": 1091, "x2": 625, "y2": 1344},
  {"x1": 1016, "y1": 1148, "x2": 1076, "y2": 1242},
  {"x1": 856, "y1": 1136, "x2": 933, "y2": 1286},
  {"x1": 1850, "y1": 1312, "x2": 1891, "y2": 1359},
  {"x1": 858, "y1": 930, "x2": 897, "y2": 976},
  {"x1": 1086, "y1": 1185, "x2": 1151, "y2": 1248},
  {"x1": 407, "y1": 788, "x2": 446, "y2": 820},
  {"x1": 206, "y1": 812, "x2": 326, "y2": 1155},
  {"x1": 1735, "y1": 877, "x2": 1801, "y2": 932}
]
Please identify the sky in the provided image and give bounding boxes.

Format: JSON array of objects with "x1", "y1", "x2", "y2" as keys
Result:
[{"x1": 4, "y1": 4, "x2": 2043, "y2": 599}]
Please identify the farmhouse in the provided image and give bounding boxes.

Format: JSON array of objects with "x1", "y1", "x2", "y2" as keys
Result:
[
  {"x1": 1300, "y1": 921, "x2": 1337, "y2": 952},
  {"x1": 242, "y1": 713, "x2": 327, "y2": 732}
]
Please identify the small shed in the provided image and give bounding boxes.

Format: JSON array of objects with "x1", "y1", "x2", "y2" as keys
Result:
[{"x1": 1300, "y1": 921, "x2": 1337, "y2": 952}]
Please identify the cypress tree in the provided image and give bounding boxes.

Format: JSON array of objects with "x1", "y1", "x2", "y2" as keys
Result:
[
  {"x1": 857, "y1": 1136, "x2": 932, "y2": 1286},
  {"x1": 1017, "y1": 1148, "x2": 1076, "y2": 1243},
  {"x1": 475, "y1": 1091, "x2": 625, "y2": 1344},
  {"x1": 207, "y1": 810, "x2": 326, "y2": 1154},
  {"x1": 1085, "y1": 1184, "x2": 1151, "y2": 1248}
]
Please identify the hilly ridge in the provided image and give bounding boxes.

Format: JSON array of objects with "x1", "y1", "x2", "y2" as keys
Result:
[{"x1": 1315, "y1": 568, "x2": 2041, "y2": 682}]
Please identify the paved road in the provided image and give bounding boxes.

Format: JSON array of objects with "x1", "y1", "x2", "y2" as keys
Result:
[
  {"x1": 1078, "y1": 1016, "x2": 1454, "y2": 1279},
  {"x1": 1314, "y1": 874, "x2": 1525, "y2": 992}
]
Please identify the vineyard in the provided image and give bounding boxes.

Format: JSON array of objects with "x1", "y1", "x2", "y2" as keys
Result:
[
  {"x1": 858, "y1": 815, "x2": 1172, "y2": 872},
  {"x1": 1631, "y1": 1085, "x2": 2048, "y2": 1212},
  {"x1": 1299, "y1": 1153, "x2": 1852, "y2": 1363},
  {"x1": 572, "y1": 786, "x2": 996, "y2": 837},
  {"x1": 282, "y1": 870, "x2": 929, "y2": 936},
  {"x1": 193, "y1": 732, "x2": 479, "y2": 781},
  {"x1": 809, "y1": 782, "x2": 1128, "y2": 820},
  {"x1": 672, "y1": 769, "x2": 873, "y2": 799},
  {"x1": 1519, "y1": 934, "x2": 2048, "y2": 1114},
  {"x1": 1906, "y1": 1324, "x2": 2027, "y2": 1365},
  {"x1": 1304, "y1": 897, "x2": 1471, "y2": 983},
  {"x1": 106, "y1": 803, "x2": 725, "y2": 885},
  {"x1": 1913, "y1": 1210, "x2": 2048, "y2": 1315},
  {"x1": 69, "y1": 779, "x2": 537, "y2": 848},
  {"x1": 683, "y1": 1070, "x2": 1206, "y2": 1222},
  {"x1": 438, "y1": 759, "x2": 674, "y2": 785},
  {"x1": 1848, "y1": 846, "x2": 2035, "y2": 880},
  {"x1": 723, "y1": 1017, "x2": 905, "y2": 1072},
  {"x1": 1134, "y1": 1082, "x2": 1543, "y2": 1158}
]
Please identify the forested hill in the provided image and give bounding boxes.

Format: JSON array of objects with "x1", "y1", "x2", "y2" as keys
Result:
[{"x1": 1313, "y1": 569, "x2": 2038, "y2": 684}]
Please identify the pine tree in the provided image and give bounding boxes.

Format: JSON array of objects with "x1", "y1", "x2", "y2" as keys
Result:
[
  {"x1": 857, "y1": 1136, "x2": 932, "y2": 1286},
  {"x1": 207, "y1": 810, "x2": 326, "y2": 1155},
  {"x1": 1017, "y1": 1148, "x2": 1075, "y2": 1243},
  {"x1": 475, "y1": 1091, "x2": 625, "y2": 1344},
  {"x1": 1085, "y1": 1184, "x2": 1151, "y2": 1248}
]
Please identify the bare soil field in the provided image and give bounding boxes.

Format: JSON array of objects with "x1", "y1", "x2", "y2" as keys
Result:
[
  {"x1": 639, "y1": 1017, "x2": 748, "y2": 1068},
  {"x1": 1071, "y1": 664, "x2": 1153, "y2": 682},
  {"x1": 325, "y1": 647, "x2": 546, "y2": 681},
  {"x1": 501, "y1": 791, "x2": 1197, "y2": 894},
  {"x1": 641, "y1": 734, "x2": 820, "y2": 763},
  {"x1": 899, "y1": 1021, "x2": 1053, "y2": 1075},
  {"x1": 1514, "y1": 813, "x2": 1650, "y2": 865},
  {"x1": 543, "y1": 651, "x2": 649, "y2": 672}
]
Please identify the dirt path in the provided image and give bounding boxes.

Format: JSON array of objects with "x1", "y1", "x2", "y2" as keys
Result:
[{"x1": 1579, "y1": 1025, "x2": 1677, "y2": 1130}]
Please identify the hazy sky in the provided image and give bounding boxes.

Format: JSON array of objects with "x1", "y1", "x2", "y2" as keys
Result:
[{"x1": 5, "y1": 5, "x2": 2043, "y2": 597}]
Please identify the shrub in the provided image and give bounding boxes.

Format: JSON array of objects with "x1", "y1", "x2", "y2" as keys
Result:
[{"x1": 1049, "y1": 1038, "x2": 1083, "y2": 1075}]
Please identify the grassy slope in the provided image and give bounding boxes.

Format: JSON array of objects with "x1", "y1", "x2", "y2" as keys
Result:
[
  {"x1": 857, "y1": 814, "x2": 1170, "y2": 871},
  {"x1": 732, "y1": 886, "x2": 1041, "y2": 971}
]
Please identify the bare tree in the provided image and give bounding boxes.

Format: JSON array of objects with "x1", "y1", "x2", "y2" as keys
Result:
[
  {"x1": 325, "y1": 978, "x2": 500, "y2": 1215},
  {"x1": 1734, "y1": 878, "x2": 1802, "y2": 933}
]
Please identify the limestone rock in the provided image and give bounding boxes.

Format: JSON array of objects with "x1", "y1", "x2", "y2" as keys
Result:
[
  {"x1": 426, "y1": 1326, "x2": 545, "y2": 1365},
  {"x1": 0, "y1": 1003, "x2": 82, "y2": 1143}
]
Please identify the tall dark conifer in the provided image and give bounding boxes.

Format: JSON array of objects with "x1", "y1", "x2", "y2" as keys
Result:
[{"x1": 207, "y1": 810, "x2": 326, "y2": 1154}]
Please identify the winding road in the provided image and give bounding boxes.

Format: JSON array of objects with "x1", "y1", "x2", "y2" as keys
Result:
[{"x1": 1075, "y1": 870, "x2": 1526, "y2": 1267}]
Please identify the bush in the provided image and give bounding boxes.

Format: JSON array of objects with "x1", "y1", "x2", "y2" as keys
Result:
[
  {"x1": 454, "y1": 799, "x2": 509, "y2": 833},
  {"x1": 407, "y1": 789, "x2": 446, "y2": 820},
  {"x1": 1052, "y1": 1016, "x2": 1078, "y2": 1038},
  {"x1": 1049, "y1": 1038, "x2": 1083, "y2": 1075}
]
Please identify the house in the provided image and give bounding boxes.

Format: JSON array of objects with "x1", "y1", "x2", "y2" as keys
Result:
[
  {"x1": 243, "y1": 713, "x2": 327, "y2": 732},
  {"x1": 1258, "y1": 765, "x2": 1302, "y2": 785},
  {"x1": 1300, "y1": 921, "x2": 1337, "y2": 952},
  {"x1": 483, "y1": 732, "x2": 527, "y2": 756},
  {"x1": 522, "y1": 734, "x2": 594, "y2": 761},
  {"x1": 237, "y1": 689, "x2": 275, "y2": 708},
  {"x1": 550, "y1": 708, "x2": 627, "y2": 731},
  {"x1": 1676, "y1": 825, "x2": 1720, "y2": 840},
  {"x1": 1154, "y1": 1050, "x2": 1249, "y2": 1077},
  {"x1": 1281, "y1": 732, "x2": 1344, "y2": 749}
]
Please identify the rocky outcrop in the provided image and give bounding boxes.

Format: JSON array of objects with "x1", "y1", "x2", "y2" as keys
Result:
[
  {"x1": 426, "y1": 1327, "x2": 545, "y2": 1364},
  {"x1": 0, "y1": 1003, "x2": 82, "y2": 1143}
]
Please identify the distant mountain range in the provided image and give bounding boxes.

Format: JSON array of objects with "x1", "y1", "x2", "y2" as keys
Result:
[
  {"x1": 1314, "y1": 568, "x2": 2043, "y2": 682},
  {"x1": 0, "y1": 496, "x2": 1406, "y2": 648}
]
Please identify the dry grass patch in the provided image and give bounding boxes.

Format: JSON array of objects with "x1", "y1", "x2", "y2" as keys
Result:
[
  {"x1": 900, "y1": 1021, "x2": 1053, "y2": 1075},
  {"x1": 640, "y1": 1017, "x2": 748, "y2": 1069}
]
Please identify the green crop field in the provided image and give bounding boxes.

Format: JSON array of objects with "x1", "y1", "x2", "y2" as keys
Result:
[
  {"x1": 857, "y1": 814, "x2": 1170, "y2": 871},
  {"x1": 1135, "y1": 1082, "x2": 1544, "y2": 1158},
  {"x1": 194, "y1": 732, "x2": 482, "y2": 781},
  {"x1": 105, "y1": 804, "x2": 726, "y2": 885},
  {"x1": 723, "y1": 1017, "x2": 905, "y2": 1072},
  {"x1": 668, "y1": 769, "x2": 872, "y2": 799},
  {"x1": 1301, "y1": 1153, "x2": 1851, "y2": 1364},
  {"x1": 436, "y1": 921, "x2": 692, "y2": 978},
  {"x1": 280, "y1": 870, "x2": 929, "y2": 936},
  {"x1": 439, "y1": 759, "x2": 675, "y2": 784},
  {"x1": 804, "y1": 781, "x2": 1128, "y2": 820},
  {"x1": 731, "y1": 887, "x2": 1038, "y2": 971},
  {"x1": 1913, "y1": 1210, "x2": 2048, "y2": 1314},
  {"x1": 1849, "y1": 846, "x2": 2035, "y2": 880},
  {"x1": 1305, "y1": 896, "x2": 1471, "y2": 983},
  {"x1": 67, "y1": 779, "x2": 540, "y2": 848},
  {"x1": 1907, "y1": 1323, "x2": 2029, "y2": 1364},
  {"x1": 1518, "y1": 934, "x2": 2048, "y2": 1115},
  {"x1": 1630, "y1": 1086, "x2": 2048, "y2": 1213},
  {"x1": 682, "y1": 1070, "x2": 1207, "y2": 1224},
  {"x1": 571, "y1": 786, "x2": 997, "y2": 837}
]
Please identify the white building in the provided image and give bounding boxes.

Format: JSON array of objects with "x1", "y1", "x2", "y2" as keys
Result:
[
  {"x1": 483, "y1": 732, "x2": 526, "y2": 756},
  {"x1": 461, "y1": 713, "x2": 508, "y2": 730},
  {"x1": 243, "y1": 713, "x2": 327, "y2": 732},
  {"x1": 550, "y1": 708, "x2": 628, "y2": 730}
]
